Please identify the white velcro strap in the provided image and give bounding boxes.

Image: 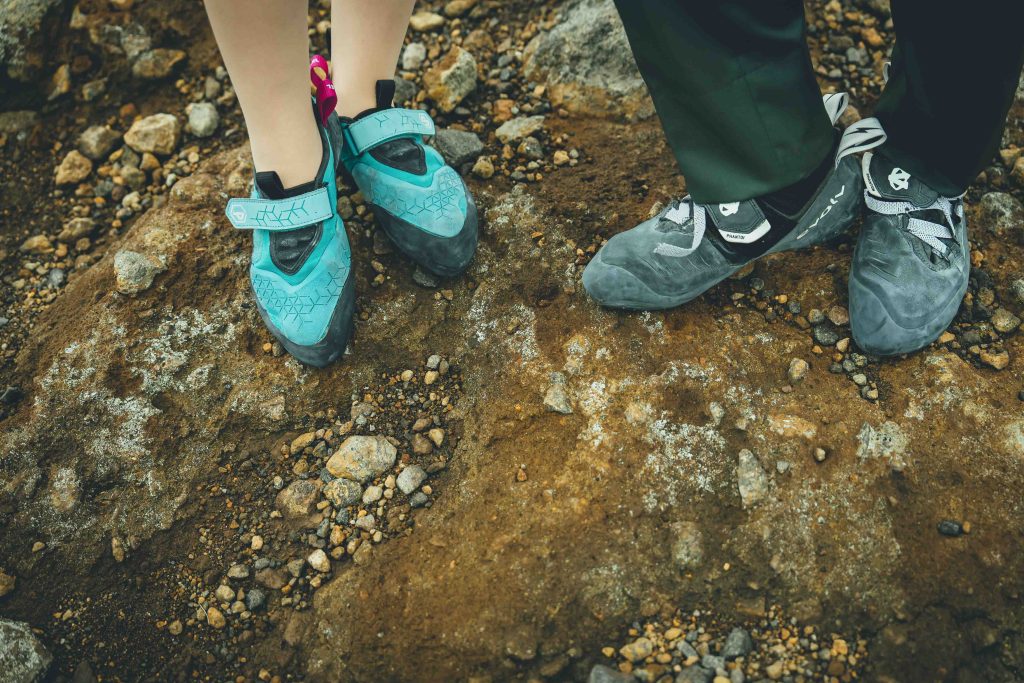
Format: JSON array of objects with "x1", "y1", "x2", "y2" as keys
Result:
[
  {"x1": 836, "y1": 116, "x2": 887, "y2": 166},
  {"x1": 653, "y1": 200, "x2": 707, "y2": 258},
  {"x1": 225, "y1": 186, "x2": 333, "y2": 231}
]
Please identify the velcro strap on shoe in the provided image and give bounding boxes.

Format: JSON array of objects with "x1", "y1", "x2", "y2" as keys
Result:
[
  {"x1": 345, "y1": 108, "x2": 435, "y2": 156},
  {"x1": 225, "y1": 186, "x2": 333, "y2": 231}
]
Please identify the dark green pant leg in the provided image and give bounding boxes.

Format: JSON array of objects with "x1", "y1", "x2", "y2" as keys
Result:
[
  {"x1": 612, "y1": 0, "x2": 833, "y2": 204},
  {"x1": 876, "y1": 0, "x2": 1024, "y2": 197}
]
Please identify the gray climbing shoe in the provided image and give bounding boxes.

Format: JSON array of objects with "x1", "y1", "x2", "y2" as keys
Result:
[
  {"x1": 849, "y1": 149, "x2": 969, "y2": 356},
  {"x1": 583, "y1": 93, "x2": 871, "y2": 310}
]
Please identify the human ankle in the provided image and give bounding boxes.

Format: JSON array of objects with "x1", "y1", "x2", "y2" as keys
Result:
[{"x1": 760, "y1": 134, "x2": 838, "y2": 216}]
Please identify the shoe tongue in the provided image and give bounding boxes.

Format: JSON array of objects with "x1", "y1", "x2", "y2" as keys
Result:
[
  {"x1": 862, "y1": 151, "x2": 938, "y2": 207},
  {"x1": 706, "y1": 199, "x2": 771, "y2": 244}
]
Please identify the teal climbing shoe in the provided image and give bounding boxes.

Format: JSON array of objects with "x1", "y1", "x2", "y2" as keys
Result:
[
  {"x1": 328, "y1": 80, "x2": 478, "y2": 278},
  {"x1": 226, "y1": 113, "x2": 355, "y2": 367}
]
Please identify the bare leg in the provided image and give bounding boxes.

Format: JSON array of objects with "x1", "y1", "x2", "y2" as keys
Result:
[
  {"x1": 204, "y1": 0, "x2": 322, "y2": 188},
  {"x1": 331, "y1": 0, "x2": 416, "y2": 117}
]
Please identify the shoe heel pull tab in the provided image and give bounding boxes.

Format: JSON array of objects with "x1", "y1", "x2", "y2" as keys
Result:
[
  {"x1": 374, "y1": 79, "x2": 396, "y2": 110},
  {"x1": 310, "y1": 55, "x2": 337, "y2": 125},
  {"x1": 822, "y1": 92, "x2": 849, "y2": 126}
]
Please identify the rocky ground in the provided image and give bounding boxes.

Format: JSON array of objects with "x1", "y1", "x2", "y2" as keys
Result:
[{"x1": 1, "y1": 0, "x2": 1024, "y2": 681}]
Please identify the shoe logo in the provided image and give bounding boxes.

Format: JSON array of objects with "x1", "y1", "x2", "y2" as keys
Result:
[
  {"x1": 229, "y1": 204, "x2": 247, "y2": 224},
  {"x1": 796, "y1": 184, "x2": 846, "y2": 240},
  {"x1": 888, "y1": 167, "x2": 911, "y2": 191},
  {"x1": 718, "y1": 202, "x2": 739, "y2": 216}
]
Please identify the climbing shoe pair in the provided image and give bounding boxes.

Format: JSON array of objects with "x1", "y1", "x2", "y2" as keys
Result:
[
  {"x1": 582, "y1": 92, "x2": 969, "y2": 358},
  {"x1": 225, "y1": 63, "x2": 478, "y2": 367}
]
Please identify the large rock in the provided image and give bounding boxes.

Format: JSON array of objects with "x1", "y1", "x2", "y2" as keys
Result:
[
  {"x1": 0, "y1": 618, "x2": 52, "y2": 683},
  {"x1": 124, "y1": 113, "x2": 180, "y2": 155},
  {"x1": 523, "y1": 0, "x2": 652, "y2": 118},
  {"x1": 0, "y1": 0, "x2": 63, "y2": 83},
  {"x1": 423, "y1": 44, "x2": 477, "y2": 112},
  {"x1": 5, "y1": 126, "x2": 1024, "y2": 683}
]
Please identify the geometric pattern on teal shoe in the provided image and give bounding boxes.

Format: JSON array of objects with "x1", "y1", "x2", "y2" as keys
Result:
[
  {"x1": 252, "y1": 268, "x2": 346, "y2": 326},
  {"x1": 226, "y1": 186, "x2": 334, "y2": 231},
  {"x1": 345, "y1": 108, "x2": 435, "y2": 155},
  {"x1": 353, "y1": 164, "x2": 465, "y2": 238}
]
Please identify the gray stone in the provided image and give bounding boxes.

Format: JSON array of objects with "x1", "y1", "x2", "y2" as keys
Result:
[
  {"x1": 495, "y1": 115, "x2": 545, "y2": 144},
  {"x1": 992, "y1": 308, "x2": 1021, "y2": 334},
  {"x1": 227, "y1": 564, "x2": 249, "y2": 579},
  {"x1": 433, "y1": 128, "x2": 484, "y2": 166},
  {"x1": 124, "y1": 113, "x2": 180, "y2": 155},
  {"x1": 187, "y1": 102, "x2": 219, "y2": 138},
  {"x1": 812, "y1": 323, "x2": 840, "y2": 346},
  {"x1": 409, "y1": 491, "x2": 429, "y2": 507},
  {"x1": 412, "y1": 266, "x2": 439, "y2": 288},
  {"x1": 677, "y1": 640, "x2": 699, "y2": 659},
  {"x1": 323, "y1": 477, "x2": 362, "y2": 507},
  {"x1": 113, "y1": 250, "x2": 164, "y2": 295},
  {"x1": 423, "y1": 44, "x2": 477, "y2": 112},
  {"x1": 522, "y1": 0, "x2": 649, "y2": 116},
  {"x1": 396, "y1": 464, "x2": 427, "y2": 494},
  {"x1": 737, "y1": 449, "x2": 769, "y2": 509},
  {"x1": 326, "y1": 436, "x2": 397, "y2": 483},
  {"x1": 978, "y1": 191, "x2": 1024, "y2": 234},
  {"x1": 543, "y1": 372, "x2": 573, "y2": 414},
  {"x1": 701, "y1": 654, "x2": 724, "y2": 671},
  {"x1": 675, "y1": 666, "x2": 713, "y2": 683},
  {"x1": 787, "y1": 358, "x2": 808, "y2": 384},
  {"x1": 0, "y1": 618, "x2": 52, "y2": 683},
  {"x1": 0, "y1": 111, "x2": 39, "y2": 138},
  {"x1": 0, "y1": 0, "x2": 62, "y2": 82},
  {"x1": 132, "y1": 48, "x2": 186, "y2": 80},
  {"x1": 588, "y1": 664, "x2": 635, "y2": 683},
  {"x1": 670, "y1": 521, "x2": 703, "y2": 570},
  {"x1": 721, "y1": 627, "x2": 753, "y2": 659},
  {"x1": 119, "y1": 22, "x2": 151, "y2": 61},
  {"x1": 44, "y1": 268, "x2": 65, "y2": 289},
  {"x1": 1012, "y1": 279, "x2": 1024, "y2": 305},
  {"x1": 401, "y1": 42, "x2": 426, "y2": 70},
  {"x1": 393, "y1": 77, "x2": 417, "y2": 105},
  {"x1": 244, "y1": 587, "x2": 266, "y2": 611},
  {"x1": 274, "y1": 479, "x2": 322, "y2": 520}
]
